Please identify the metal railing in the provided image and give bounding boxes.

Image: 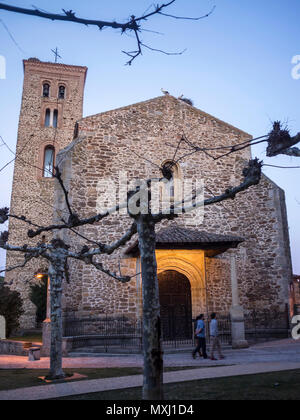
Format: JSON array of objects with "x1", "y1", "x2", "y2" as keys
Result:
[
  {"x1": 206, "y1": 315, "x2": 232, "y2": 346},
  {"x1": 63, "y1": 313, "x2": 232, "y2": 352},
  {"x1": 63, "y1": 315, "x2": 143, "y2": 352},
  {"x1": 244, "y1": 307, "x2": 290, "y2": 343},
  {"x1": 294, "y1": 305, "x2": 300, "y2": 315}
]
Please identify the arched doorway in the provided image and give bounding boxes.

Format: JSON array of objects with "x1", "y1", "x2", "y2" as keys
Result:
[{"x1": 158, "y1": 270, "x2": 192, "y2": 340}]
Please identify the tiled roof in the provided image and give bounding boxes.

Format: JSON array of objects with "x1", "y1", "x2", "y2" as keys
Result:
[
  {"x1": 125, "y1": 226, "x2": 244, "y2": 255},
  {"x1": 155, "y1": 226, "x2": 244, "y2": 245}
]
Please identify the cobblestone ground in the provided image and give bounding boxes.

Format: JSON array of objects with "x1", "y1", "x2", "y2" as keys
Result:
[{"x1": 0, "y1": 339, "x2": 299, "y2": 369}]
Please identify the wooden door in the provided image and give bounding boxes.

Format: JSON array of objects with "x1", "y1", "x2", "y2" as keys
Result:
[{"x1": 158, "y1": 270, "x2": 192, "y2": 340}]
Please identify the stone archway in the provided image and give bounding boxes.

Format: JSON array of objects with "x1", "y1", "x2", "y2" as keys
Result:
[
  {"x1": 158, "y1": 270, "x2": 192, "y2": 340},
  {"x1": 156, "y1": 250, "x2": 207, "y2": 319}
]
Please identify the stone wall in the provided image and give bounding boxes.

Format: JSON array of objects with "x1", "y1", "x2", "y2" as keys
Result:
[
  {"x1": 6, "y1": 62, "x2": 293, "y2": 328},
  {"x1": 0, "y1": 340, "x2": 31, "y2": 356},
  {"x1": 5, "y1": 59, "x2": 87, "y2": 328},
  {"x1": 56, "y1": 95, "x2": 292, "y2": 319}
]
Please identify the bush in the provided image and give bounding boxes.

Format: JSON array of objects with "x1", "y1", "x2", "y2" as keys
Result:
[
  {"x1": 29, "y1": 276, "x2": 47, "y2": 325},
  {"x1": 0, "y1": 282, "x2": 24, "y2": 337}
]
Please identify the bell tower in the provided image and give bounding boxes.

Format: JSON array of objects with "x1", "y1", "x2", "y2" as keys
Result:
[{"x1": 6, "y1": 59, "x2": 87, "y2": 329}]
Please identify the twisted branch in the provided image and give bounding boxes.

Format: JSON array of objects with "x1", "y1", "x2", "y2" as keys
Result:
[{"x1": 0, "y1": 1, "x2": 214, "y2": 64}]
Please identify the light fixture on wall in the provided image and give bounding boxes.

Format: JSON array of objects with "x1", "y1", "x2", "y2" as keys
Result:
[{"x1": 35, "y1": 273, "x2": 47, "y2": 280}]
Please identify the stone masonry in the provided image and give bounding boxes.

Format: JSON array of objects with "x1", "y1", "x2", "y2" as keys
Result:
[
  {"x1": 5, "y1": 59, "x2": 87, "y2": 328},
  {"x1": 6, "y1": 60, "x2": 293, "y2": 330},
  {"x1": 56, "y1": 94, "x2": 293, "y2": 321}
]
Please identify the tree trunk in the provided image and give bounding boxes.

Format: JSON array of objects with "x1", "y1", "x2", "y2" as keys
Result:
[
  {"x1": 137, "y1": 216, "x2": 164, "y2": 400},
  {"x1": 46, "y1": 259, "x2": 65, "y2": 380}
]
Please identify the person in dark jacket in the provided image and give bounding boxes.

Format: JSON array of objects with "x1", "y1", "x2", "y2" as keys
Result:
[
  {"x1": 193, "y1": 315, "x2": 203, "y2": 358},
  {"x1": 192, "y1": 314, "x2": 208, "y2": 359}
]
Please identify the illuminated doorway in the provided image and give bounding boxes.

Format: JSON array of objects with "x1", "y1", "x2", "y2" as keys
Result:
[{"x1": 158, "y1": 270, "x2": 192, "y2": 340}]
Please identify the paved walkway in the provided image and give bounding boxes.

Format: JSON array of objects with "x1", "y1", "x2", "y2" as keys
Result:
[
  {"x1": 0, "y1": 339, "x2": 299, "y2": 400},
  {"x1": 1, "y1": 339, "x2": 300, "y2": 369},
  {"x1": 0, "y1": 361, "x2": 300, "y2": 400}
]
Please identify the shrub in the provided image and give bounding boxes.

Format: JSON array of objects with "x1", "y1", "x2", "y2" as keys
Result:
[{"x1": 0, "y1": 282, "x2": 24, "y2": 337}]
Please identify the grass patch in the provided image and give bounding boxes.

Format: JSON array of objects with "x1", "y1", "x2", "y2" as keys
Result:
[
  {"x1": 0, "y1": 368, "x2": 142, "y2": 391},
  {"x1": 0, "y1": 366, "x2": 209, "y2": 391},
  {"x1": 54, "y1": 369, "x2": 300, "y2": 400}
]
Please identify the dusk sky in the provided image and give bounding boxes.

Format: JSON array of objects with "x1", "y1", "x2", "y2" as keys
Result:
[{"x1": 0, "y1": 0, "x2": 299, "y2": 273}]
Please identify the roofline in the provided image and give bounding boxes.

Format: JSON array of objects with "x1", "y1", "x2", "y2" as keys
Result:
[
  {"x1": 79, "y1": 95, "x2": 252, "y2": 138},
  {"x1": 125, "y1": 238, "x2": 244, "y2": 257},
  {"x1": 23, "y1": 59, "x2": 88, "y2": 84}
]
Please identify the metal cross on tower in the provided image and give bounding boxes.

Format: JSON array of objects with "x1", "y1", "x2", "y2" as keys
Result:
[{"x1": 51, "y1": 47, "x2": 62, "y2": 63}]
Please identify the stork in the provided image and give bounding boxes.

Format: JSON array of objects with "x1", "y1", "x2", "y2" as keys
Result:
[{"x1": 161, "y1": 88, "x2": 170, "y2": 95}]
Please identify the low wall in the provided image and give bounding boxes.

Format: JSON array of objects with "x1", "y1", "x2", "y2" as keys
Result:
[
  {"x1": 0, "y1": 340, "x2": 40, "y2": 356},
  {"x1": 245, "y1": 329, "x2": 290, "y2": 344}
]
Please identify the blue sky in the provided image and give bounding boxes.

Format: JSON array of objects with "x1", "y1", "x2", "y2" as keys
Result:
[{"x1": 0, "y1": 0, "x2": 299, "y2": 273}]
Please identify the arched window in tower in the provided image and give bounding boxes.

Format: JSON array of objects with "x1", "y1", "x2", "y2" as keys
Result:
[
  {"x1": 53, "y1": 109, "x2": 58, "y2": 128},
  {"x1": 44, "y1": 109, "x2": 51, "y2": 127},
  {"x1": 43, "y1": 146, "x2": 55, "y2": 178},
  {"x1": 58, "y1": 85, "x2": 65, "y2": 99},
  {"x1": 43, "y1": 83, "x2": 50, "y2": 98}
]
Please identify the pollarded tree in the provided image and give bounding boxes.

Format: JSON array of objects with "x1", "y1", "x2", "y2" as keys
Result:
[{"x1": 0, "y1": 152, "x2": 262, "y2": 397}]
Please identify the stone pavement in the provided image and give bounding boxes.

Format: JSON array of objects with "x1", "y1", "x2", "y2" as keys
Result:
[
  {"x1": 0, "y1": 339, "x2": 299, "y2": 400},
  {"x1": 1, "y1": 339, "x2": 300, "y2": 369}
]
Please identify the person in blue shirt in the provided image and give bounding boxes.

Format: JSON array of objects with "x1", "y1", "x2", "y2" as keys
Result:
[{"x1": 192, "y1": 314, "x2": 208, "y2": 359}]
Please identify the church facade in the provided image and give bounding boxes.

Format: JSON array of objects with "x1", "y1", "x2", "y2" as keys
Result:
[{"x1": 6, "y1": 60, "x2": 293, "y2": 342}]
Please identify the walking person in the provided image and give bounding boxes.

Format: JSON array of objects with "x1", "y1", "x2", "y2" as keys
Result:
[
  {"x1": 210, "y1": 313, "x2": 225, "y2": 361},
  {"x1": 193, "y1": 315, "x2": 203, "y2": 358},
  {"x1": 192, "y1": 314, "x2": 208, "y2": 360}
]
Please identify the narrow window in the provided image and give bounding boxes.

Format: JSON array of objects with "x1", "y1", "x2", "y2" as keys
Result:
[
  {"x1": 43, "y1": 146, "x2": 55, "y2": 178},
  {"x1": 53, "y1": 109, "x2": 58, "y2": 128},
  {"x1": 43, "y1": 83, "x2": 50, "y2": 98},
  {"x1": 58, "y1": 85, "x2": 65, "y2": 99},
  {"x1": 161, "y1": 161, "x2": 182, "y2": 203},
  {"x1": 162, "y1": 162, "x2": 175, "y2": 199},
  {"x1": 45, "y1": 109, "x2": 51, "y2": 127}
]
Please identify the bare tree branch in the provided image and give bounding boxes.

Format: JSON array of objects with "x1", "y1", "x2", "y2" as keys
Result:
[
  {"x1": 157, "y1": 5, "x2": 216, "y2": 20},
  {"x1": 54, "y1": 166, "x2": 76, "y2": 221},
  {"x1": 0, "y1": 2, "x2": 138, "y2": 31},
  {"x1": 0, "y1": 1, "x2": 214, "y2": 65},
  {"x1": 68, "y1": 252, "x2": 131, "y2": 284},
  {"x1": 279, "y1": 148, "x2": 300, "y2": 157},
  {"x1": 101, "y1": 222, "x2": 138, "y2": 255},
  {"x1": 0, "y1": 253, "x2": 35, "y2": 274},
  {"x1": 263, "y1": 163, "x2": 300, "y2": 169},
  {"x1": 27, "y1": 201, "x2": 127, "y2": 238},
  {"x1": 153, "y1": 158, "x2": 263, "y2": 220}
]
